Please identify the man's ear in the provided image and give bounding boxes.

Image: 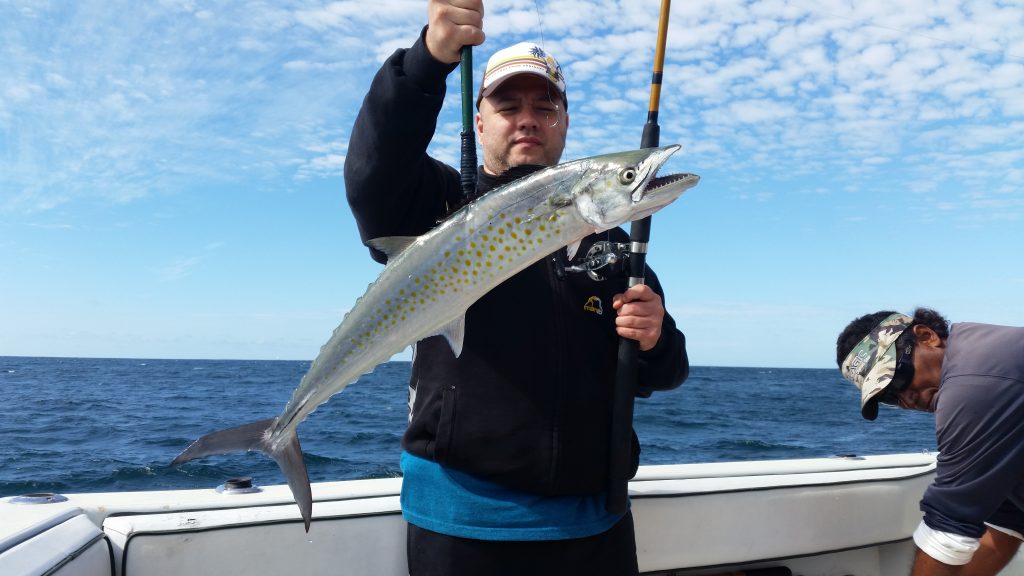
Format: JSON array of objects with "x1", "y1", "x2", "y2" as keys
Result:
[
  {"x1": 913, "y1": 324, "x2": 945, "y2": 349},
  {"x1": 476, "y1": 112, "x2": 484, "y2": 138}
]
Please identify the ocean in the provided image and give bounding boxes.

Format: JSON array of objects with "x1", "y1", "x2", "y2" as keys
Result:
[{"x1": 0, "y1": 357, "x2": 937, "y2": 497}]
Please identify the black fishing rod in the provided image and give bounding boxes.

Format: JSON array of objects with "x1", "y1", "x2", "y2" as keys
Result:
[
  {"x1": 459, "y1": 46, "x2": 478, "y2": 201},
  {"x1": 606, "y1": 0, "x2": 672, "y2": 515}
]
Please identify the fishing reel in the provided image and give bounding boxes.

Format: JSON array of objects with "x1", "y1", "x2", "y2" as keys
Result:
[{"x1": 563, "y1": 241, "x2": 631, "y2": 281}]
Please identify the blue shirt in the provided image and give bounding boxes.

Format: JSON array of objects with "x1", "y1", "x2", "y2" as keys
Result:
[{"x1": 400, "y1": 451, "x2": 623, "y2": 540}]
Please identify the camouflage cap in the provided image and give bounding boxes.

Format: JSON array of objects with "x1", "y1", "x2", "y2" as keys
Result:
[{"x1": 841, "y1": 312, "x2": 913, "y2": 421}]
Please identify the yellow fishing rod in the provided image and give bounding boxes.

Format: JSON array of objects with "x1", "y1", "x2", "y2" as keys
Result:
[{"x1": 607, "y1": 0, "x2": 673, "y2": 515}]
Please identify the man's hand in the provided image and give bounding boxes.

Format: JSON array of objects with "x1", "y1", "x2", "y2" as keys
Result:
[
  {"x1": 612, "y1": 284, "x2": 664, "y2": 352},
  {"x1": 425, "y1": 0, "x2": 485, "y2": 64}
]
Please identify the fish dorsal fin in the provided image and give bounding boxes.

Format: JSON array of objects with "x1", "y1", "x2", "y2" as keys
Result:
[
  {"x1": 432, "y1": 315, "x2": 466, "y2": 358},
  {"x1": 566, "y1": 240, "x2": 582, "y2": 261},
  {"x1": 366, "y1": 236, "x2": 418, "y2": 260}
]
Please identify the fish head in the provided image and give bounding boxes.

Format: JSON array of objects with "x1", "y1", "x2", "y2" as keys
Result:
[{"x1": 571, "y1": 145, "x2": 699, "y2": 230}]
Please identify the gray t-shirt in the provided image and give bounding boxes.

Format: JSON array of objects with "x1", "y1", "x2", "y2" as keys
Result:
[{"x1": 921, "y1": 322, "x2": 1024, "y2": 538}]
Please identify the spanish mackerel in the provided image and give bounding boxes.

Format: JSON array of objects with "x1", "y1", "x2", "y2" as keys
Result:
[{"x1": 171, "y1": 145, "x2": 699, "y2": 530}]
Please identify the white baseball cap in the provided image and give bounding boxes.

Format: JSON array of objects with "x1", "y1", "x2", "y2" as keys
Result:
[{"x1": 477, "y1": 42, "x2": 566, "y2": 108}]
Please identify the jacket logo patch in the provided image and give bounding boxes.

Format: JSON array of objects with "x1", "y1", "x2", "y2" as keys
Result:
[{"x1": 583, "y1": 296, "x2": 604, "y2": 315}]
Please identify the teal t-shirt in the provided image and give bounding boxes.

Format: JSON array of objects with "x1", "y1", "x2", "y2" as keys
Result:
[{"x1": 400, "y1": 451, "x2": 624, "y2": 540}]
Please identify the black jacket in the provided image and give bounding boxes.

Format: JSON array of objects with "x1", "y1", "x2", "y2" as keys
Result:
[{"x1": 344, "y1": 31, "x2": 688, "y2": 496}]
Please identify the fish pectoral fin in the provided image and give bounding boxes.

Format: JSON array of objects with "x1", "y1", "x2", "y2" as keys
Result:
[
  {"x1": 366, "y1": 236, "x2": 418, "y2": 260},
  {"x1": 433, "y1": 315, "x2": 466, "y2": 358},
  {"x1": 170, "y1": 418, "x2": 314, "y2": 532},
  {"x1": 566, "y1": 240, "x2": 582, "y2": 261}
]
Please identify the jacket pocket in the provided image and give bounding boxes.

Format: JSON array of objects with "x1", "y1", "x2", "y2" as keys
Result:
[{"x1": 432, "y1": 383, "x2": 457, "y2": 463}]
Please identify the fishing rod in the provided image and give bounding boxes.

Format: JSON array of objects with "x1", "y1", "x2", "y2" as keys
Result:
[
  {"x1": 606, "y1": 0, "x2": 672, "y2": 515},
  {"x1": 459, "y1": 46, "x2": 478, "y2": 201}
]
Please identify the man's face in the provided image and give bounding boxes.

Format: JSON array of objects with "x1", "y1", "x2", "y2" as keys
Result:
[
  {"x1": 892, "y1": 326, "x2": 945, "y2": 413},
  {"x1": 476, "y1": 74, "x2": 569, "y2": 175}
]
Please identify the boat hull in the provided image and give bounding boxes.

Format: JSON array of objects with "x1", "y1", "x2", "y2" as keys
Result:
[{"x1": 4, "y1": 453, "x2": 1018, "y2": 576}]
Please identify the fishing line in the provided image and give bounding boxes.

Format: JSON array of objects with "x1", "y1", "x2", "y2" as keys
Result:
[{"x1": 532, "y1": 0, "x2": 561, "y2": 128}]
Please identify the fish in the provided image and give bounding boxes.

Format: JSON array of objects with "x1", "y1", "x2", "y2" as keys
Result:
[{"x1": 170, "y1": 145, "x2": 699, "y2": 531}]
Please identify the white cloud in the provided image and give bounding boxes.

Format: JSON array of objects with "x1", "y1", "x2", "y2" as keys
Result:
[{"x1": 2, "y1": 0, "x2": 1020, "y2": 228}]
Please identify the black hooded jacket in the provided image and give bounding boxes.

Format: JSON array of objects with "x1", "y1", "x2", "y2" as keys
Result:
[{"x1": 344, "y1": 31, "x2": 688, "y2": 496}]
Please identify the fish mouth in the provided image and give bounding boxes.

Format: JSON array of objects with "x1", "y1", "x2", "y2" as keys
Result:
[
  {"x1": 629, "y1": 171, "x2": 701, "y2": 221},
  {"x1": 644, "y1": 172, "x2": 699, "y2": 194}
]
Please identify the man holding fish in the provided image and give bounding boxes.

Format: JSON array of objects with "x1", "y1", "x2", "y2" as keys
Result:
[{"x1": 344, "y1": 1, "x2": 690, "y2": 574}]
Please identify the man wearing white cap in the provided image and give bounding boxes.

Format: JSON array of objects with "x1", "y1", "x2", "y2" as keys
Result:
[
  {"x1": 344, "y1": 1, "x2": 688, "y2": 575},
  {"x1": 836, "y1": 308, "x2": 1024, "y2": 575}
]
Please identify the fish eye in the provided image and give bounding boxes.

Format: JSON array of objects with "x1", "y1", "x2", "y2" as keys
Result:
[{"x1": 618, "y1": 168, "x2": 637, "y2": 185}]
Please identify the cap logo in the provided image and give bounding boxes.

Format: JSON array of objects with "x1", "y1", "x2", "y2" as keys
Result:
[
  {"x1": 848, "y1": 349, "x2": 870, "y2": 375},
  {"x1": 529, "y1": 46, "x2": 563, "y2": 86}
]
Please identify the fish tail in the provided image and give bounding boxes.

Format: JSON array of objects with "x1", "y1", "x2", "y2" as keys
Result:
[{"x1": 170, "y1": 417, "x2": 313, "y2": 532}]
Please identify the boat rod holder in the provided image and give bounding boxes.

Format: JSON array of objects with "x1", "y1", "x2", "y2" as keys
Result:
[{"x1": 563, "y1": 241, "x2": 631, "y2": 281}]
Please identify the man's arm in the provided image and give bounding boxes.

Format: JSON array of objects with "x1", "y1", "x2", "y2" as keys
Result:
[
  {"x1": 912, "y1": 528, "x2": 1022, "y2": 576},
  {"x1": 963, "y1": 528, "x2": 1023, "y2": 576},
  {"x1": 344, "y1": 1, "x2": 484, "y2": 262},
  {"x1": 913, "y1": 547, "x2": 963, "y2": 576},
  {"x1": 343, "y1": 30, "x2": 457, "y2": 262}
]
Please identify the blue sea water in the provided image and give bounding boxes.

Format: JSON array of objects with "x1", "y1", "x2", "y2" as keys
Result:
[{"x1": 0, "y1": 357, "x2": 937, "y2": 497}]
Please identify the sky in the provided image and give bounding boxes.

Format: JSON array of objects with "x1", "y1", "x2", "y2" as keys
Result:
[{"x1": 2, "y1": 0, "x2": 1022, "y2": 369}]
